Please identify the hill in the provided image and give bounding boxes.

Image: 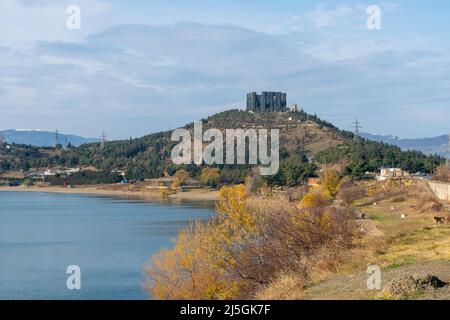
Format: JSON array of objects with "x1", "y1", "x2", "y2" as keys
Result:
[
  {"x1": 0, "y1": 109, "x2": 445, "y2": 185},
  {"x1": 0, "y1": 129, "x2": 100, "y2": 147},
  {"x1": 361, "y1": 132, "x2": 449, "y2": 159}
]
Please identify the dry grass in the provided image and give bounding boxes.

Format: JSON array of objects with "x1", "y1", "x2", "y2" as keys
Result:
[
  {"x1": 254, "y1": 273, "x2": 306, "y2": 300},
  {"x1": 299, "y1": 178, "x2": 450, "y2": 300},
  {"x1": 379, "y1": 224, "x2": 450, "y2": 268}
]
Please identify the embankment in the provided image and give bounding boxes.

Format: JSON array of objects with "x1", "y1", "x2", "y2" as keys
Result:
[
  {"x1": 0, "y1": 185, "x2": 219, "y2": 202},
  {"x1": 428, "y1": 180, "x2": 450, "y2": 203}
]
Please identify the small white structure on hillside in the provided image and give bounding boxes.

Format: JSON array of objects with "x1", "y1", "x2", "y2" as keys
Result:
[
  {"x1": 377, "y1": 167, "x2": 409, "y2": 181},
  {"x1": 290, "y1": 103, "x2": 299, "y2": 112}
]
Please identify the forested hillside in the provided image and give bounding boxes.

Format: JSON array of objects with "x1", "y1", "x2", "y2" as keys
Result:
[{"x1": 0, "y1": 109, "x2": 445, "y2": 185}]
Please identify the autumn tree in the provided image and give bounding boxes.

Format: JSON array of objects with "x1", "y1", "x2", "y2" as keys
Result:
[
  {"x1": 199, "y1": 167, "x2": 221, "y2": 188},
  {"x1": 146, "y1": 184, "x2": 356, "y2": 300},
  {"x1": 147, "y1": 222, "x2": 241, "y2": 299},
  {"x1": 171, "y1": 169, "x2": 189, "y2": 190},
  {"x1": 300, "y1": 191, "x2": 331, "y2": 208},
  {"x1": 147, "y1": 185, "x2": 254, "y2": 299},
  {"x1": 320, "y1": 168, "x2": 342, "y2": 198}
]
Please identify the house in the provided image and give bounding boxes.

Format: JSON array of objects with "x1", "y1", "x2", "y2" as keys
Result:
[
  {"x1": 66, "y1": 167, "x2": 80, "y2": 174},
  {"x1": 377, "y1": 168, "x2": 409, "y2": 181},
  {"x1": 44, "y1": 169, "x2": 57, "y2": 176}
]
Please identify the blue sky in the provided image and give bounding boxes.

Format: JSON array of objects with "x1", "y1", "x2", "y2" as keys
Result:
[{"x1": 0, "y1": 0, "x2": 449, "y2": 139}]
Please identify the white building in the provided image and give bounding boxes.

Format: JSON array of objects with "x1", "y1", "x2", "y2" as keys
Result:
[{"x1": 377, "y1": 168, "x2": 409, "y2": 181}]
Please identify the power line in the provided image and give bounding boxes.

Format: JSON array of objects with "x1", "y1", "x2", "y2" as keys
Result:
[
  {"x1": 54, "y1": 127, "x2": 59, "y2": 147},
  {"x1": 352, "y1": 117, "x2": 362, "y2": 139},
  {"x1": 101, "y1": 131, "x2": 107, "y2": 149}
]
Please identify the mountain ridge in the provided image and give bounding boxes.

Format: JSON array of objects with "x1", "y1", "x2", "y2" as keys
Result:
[
  {"x1": 361, "y1": 132, "x2": 449, "y2": 158},
  {"x1": 0, "y1": 129, "x2": 101, "y2": 147}
]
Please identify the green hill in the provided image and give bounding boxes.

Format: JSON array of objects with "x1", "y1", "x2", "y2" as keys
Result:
[{"x1": 0, "y1": 109, "x2": 444, "y2": 185}]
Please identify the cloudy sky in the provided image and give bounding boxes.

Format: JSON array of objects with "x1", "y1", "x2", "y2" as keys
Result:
[{"x1": 0, "y1": 0, "x2": 449, "y2": 139}]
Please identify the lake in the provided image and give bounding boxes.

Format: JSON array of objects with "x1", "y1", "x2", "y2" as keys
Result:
[{"x1": 0, "y1": 191, "x2": 215, "y2": 300}]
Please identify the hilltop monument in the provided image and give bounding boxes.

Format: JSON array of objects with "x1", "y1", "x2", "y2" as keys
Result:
[{"x1": 246, "y1": 92, "x2": 287, "y2": 112}]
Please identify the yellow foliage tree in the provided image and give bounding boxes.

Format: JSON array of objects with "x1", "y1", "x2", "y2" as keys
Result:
[
  {"x1": 146, "y1": 184, "x2": 356, "y2": 300},
  {"x1": 300, "y1": 191, "x2": 331, "y2": 208},
  {"x1": 147, "y1": 222, "x2": 241, "y2": 299},
  {"x1": 171, "y1": 169, "x2": 189, "y2": 190},
  {"x1": 215, "y1": 185, "x2": 258, "y2": 247},
  {"x1": 320, "y1": 168, "x2": 342, "y2": 198},
  {"x1": 147, "y1": 185, "x2": 254, "y2": 300},
  {"x1": 199, "y1": 167, "x2": 221, "y2": 187}
]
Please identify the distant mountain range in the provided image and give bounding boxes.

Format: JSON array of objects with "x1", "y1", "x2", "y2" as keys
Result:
[
  {"x1": 361, "y1": 132, "x2": 449, "y2": 158},
  {"x1": 0, "y1": 129, "x2": 100, "y2": 147},
  {"x1": 0, "y1": 128, "x2": 448, "y2": 159}
]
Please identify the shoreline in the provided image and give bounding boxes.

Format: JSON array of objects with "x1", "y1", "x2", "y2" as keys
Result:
[{"x1": 0, "y1": 185, "x2": 220, "y2": 202}]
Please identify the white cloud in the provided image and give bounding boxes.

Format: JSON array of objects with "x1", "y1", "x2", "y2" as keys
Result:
[
  {"x1": 0, "y1": 0, "x2": 110, "y2": 47},
  {"x1": 0, "y1": 22, "x2": 448, "y2": 138},
  {"x1": 307, "y1": 4, "x2": 357, "y2": 28}
]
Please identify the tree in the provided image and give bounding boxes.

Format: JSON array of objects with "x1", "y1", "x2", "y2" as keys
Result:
[
  {"x1": 147, "y1": 222, "x2": 240, "y2": 299},
  {"x1": 146, "y1": 184, "x2": 356, "y2": 299},
  {"x1": 147, "y1": 185, "x2": 251, "y2": 299},
  {"x1": 320, "y1": 168, "x2": 342, "y2": 199},
  {"x1": 300, "y1": 191, "x2": 331, "y2": 208},
  {"x1": 171, "y1": 169, "x2": 189, "y2": 190},
  {"x1": 199, "y1": 167, "x2": 221, "y2": 187},
  {"x1": 22, "y1": 178, "x2": 33, "y2": 187}
]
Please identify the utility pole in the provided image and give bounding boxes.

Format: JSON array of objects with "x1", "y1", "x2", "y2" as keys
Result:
[
  {"x1": 54, "y1": 128, "x2": 59, "y2": 148},
  {"x1": 352, "y1": 117, "x2": 362, "y2": 140},
  {"x1": 0, "y1": 133, "x2": 4, "y2": 144}
]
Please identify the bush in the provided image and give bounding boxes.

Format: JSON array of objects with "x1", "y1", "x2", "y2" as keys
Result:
[
  {"x1": 392, "y1": 196, "x2": 406, "y2": 203},
  {"x1": 254, "y1": 272, "x2": 305, "y2": 300},
  {"x1": 171, "y1": 169, "x2": 189, "y2": 190},
  {"x1": 22, "y1": 178, "x2": 33, "y2": 187},
  {"x1": 434, "y1": 165, "x2": 450, "y2": 183},
  {"x1": 146, "y1": 185, "x2": 356, "y2": 299},
  {"x1": 320, "y1": 168, "x2": 342, "y2": 198},
  {"x1": 300, "y1": 191, "x2": 331, "y2": 208},
  {"x1": 199, "y1": 167, "x2": 221, "y2": 187}
]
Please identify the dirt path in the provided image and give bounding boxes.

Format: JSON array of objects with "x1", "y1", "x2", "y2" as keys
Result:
[{"x1": 304, "y1": 261, "x2": 450, "y2": 300}]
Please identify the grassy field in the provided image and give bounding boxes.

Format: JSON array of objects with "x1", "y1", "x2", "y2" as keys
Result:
[{"x1": 303, "y1": 179, "x2": 450, "y2": 300}]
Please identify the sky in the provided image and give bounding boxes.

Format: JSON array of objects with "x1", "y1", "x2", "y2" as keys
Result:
[{"x1": 0, "y1": 0, "x2": 449, "y2": 139}]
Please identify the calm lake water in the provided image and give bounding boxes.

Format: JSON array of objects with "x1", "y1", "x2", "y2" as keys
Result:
[{"x1": 0, "y1": 191, "x2": 215, "y2": 300}]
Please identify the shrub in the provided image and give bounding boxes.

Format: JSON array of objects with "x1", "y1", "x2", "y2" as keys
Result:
[
  {"x1": 392, "y1": 196, "x2": 406, "y2": 203},
  {"x1": 171, "y1": 169, "x2": 189, "y2": 190},
  {"x1": 199, "y1": 167, "x2": 221, "y2": 187},
  {"x1": 146, "y1": 185, "x2": 356, "y2": 299},
  {"x1": 300, "y1": 191, "x2": 331, "y2": 208},
  {"x1": 434, "y1": 165, "x2": 450, "y2": 183},
  {"x1": 254, "y1": 272, "x2": 305, "y2": 300},
  {"x1": 22, "y1": 178, "x2": 33, "y2": 187}
]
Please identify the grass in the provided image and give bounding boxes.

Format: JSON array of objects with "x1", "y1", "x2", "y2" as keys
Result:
[
  {"x1": 379, "y1": 224, "x2": 450, "y2": 266},
  {"x1": 303, "y1": 180, "x2": 450, "y2": 299}
]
